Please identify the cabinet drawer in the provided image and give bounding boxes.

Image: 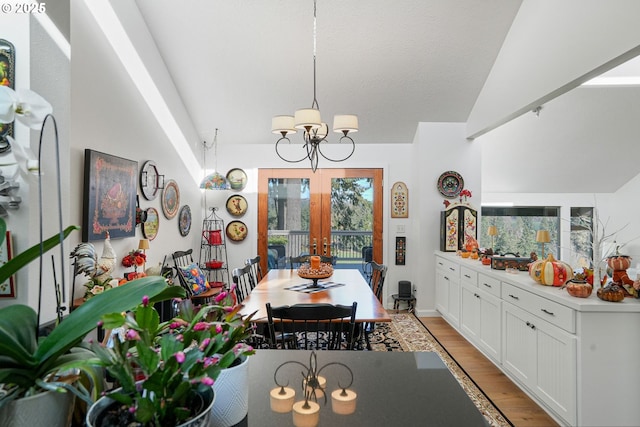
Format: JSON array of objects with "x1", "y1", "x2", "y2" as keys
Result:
[
  {"x1": 435, "y1": 257, "x2": 459, "y2": 276},
  {"x1": 460, "y1": 267, "x2": 477, "y2": 285},
  {"x1": 478, "y1": 273, "x2": 501, "y2": 298},
  {"x1": 502, "y1": 283, "x2": 575, "y2": 333}
]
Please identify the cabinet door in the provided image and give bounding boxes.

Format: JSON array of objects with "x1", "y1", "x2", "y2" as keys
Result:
[
  {"x1": 435, "y1": 270, "x2": 449, "y2": 316},
  {"x1": 460, "y1": 282, "x2": 480, "y2": 341},
  {"x1": 502, "y1": 303, "x2": 537, "y2": 386},
  {"x1": 448, "y1": 276, "x2": 460, "y2": 327},
  {"x1": 478, "y1": 291, "x2": 501, "y2": 362}
]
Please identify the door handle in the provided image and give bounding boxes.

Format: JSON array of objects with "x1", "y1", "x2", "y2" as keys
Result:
[
  {"x1": 323, "y1": 237, "x2": 328, "y2": 255},
  {"x1": 313, "y1": 238, "x2": 317, "y2": 255}
]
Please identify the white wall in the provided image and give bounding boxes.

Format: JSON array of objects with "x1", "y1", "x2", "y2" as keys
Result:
[{"x1": 415, "y1": 122, "x2": 482, "y2": 317}]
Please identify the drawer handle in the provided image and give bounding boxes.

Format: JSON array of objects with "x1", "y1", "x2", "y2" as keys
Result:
[
  {"x1": 474, "y1": 293, "x2": 480, "y2": 299},
  {"x1": 438, "y1": 262, "x2": 443, "y2": 266},
  {"x1": 508, "y1": 294, "x2": 519, "y2": 300},
  {"x1": 444, "y1": 276, "x2": 449, "y2": 281},
  {"x1": 482, "y1": 282, "x2": 492, "y2": 288},
  {"x1": 541, "y1": 308, "x2": 555, "y2": 316},
  {"x1": 526, "y1": 321, "x2": 536, "y2": 330},
  {"x1": 464, "y1": 274, "x2": 471, "y2": 279},
  {"x1": 449, "y1": 267, "x2": 455, "y2": 272}
]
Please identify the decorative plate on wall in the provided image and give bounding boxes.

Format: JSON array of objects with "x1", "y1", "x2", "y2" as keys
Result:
[
  {"x1": 437, "y1": 171, "x2": 464, "y2": 198},
  {"x1": 178, "y1": 205, "x2": 192, "y2": 236},
  {"x1": 226, "y1": 220, "x2": 248, "y2": 242},
  {"x1": 226, "y1": 168, "x2": 247, "y2": 191},
  {"x1": 142, "y1": 207, "x2": 160, "y2": 240},
  {"x1": 161, "y1": 179, "x2": 180, "y2": 219},
  {"x1": 225, "y1": 194, "x2": 248, "y2": 217}
]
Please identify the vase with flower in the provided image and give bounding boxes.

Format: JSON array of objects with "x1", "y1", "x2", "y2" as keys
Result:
[{"x1": 122, "y1": 249, "x2": 147, "y2": 281}]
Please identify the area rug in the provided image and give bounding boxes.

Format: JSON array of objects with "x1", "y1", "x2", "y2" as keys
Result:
[{"x1": 368, "y1": 313, "x2": 512, "y2": 427}]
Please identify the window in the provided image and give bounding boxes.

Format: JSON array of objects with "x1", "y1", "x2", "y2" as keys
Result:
[
  {"x1": 570, "y1": 207, "x2": 593, "y2": 268},
  {"x1": 481, "y1": 207, "x2": 560, "y2": 258}
]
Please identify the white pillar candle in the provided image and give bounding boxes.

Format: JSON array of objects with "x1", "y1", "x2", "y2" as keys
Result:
[
  {"x1": 270, "y1": 386, "x2": 295, "y2": 413},
  {"x1": 292, "y1": 400, "x2": 320, "y2": 427},
  {"x1": 304, "y1": 375, "x2": 326, "y2": 399},
  {"x1": 331, "y1": 388, "x2": 357, "y2": 415}
]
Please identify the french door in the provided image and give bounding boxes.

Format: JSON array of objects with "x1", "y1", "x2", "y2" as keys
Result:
[{"x1": 257, "y1": 168, "x2": 383, "y2": 273}]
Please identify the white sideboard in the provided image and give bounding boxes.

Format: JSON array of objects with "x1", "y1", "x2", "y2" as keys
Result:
[{"x1": 435, "y1": 252, "x2": 640, "y2": 427}]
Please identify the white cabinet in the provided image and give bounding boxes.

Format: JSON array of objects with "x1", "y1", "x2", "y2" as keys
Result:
[
  {"x1": 502, "y1": 302, "x2": 576, "y2": 426},
  {"x1": 435, "y1": 256, "x2": 460, "y2": 328},
  {"x1": 460, "y1": 282, "x2": 501, "y2": 362}
]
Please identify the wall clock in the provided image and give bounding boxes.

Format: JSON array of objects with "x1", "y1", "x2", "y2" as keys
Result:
[
  {"x1": 437, "y1": 171, "x2": 464, "y2": 198},
  {"x1": 140, "y1": 160, "x2": 164, "y2": 201}
]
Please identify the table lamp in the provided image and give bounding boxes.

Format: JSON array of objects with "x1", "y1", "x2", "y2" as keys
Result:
[
  {"x1": 487, "y1": 226, "x2": 498, "y2": 250},
  {"x1": 138, "y1": 238, "x2": 150, "y2": 271},
  {"x1": 536, "y1": 230, "x2": 550, "y2": 258}
]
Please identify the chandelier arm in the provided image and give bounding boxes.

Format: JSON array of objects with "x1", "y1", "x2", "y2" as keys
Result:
[
  {"x1": 275, "y1": 135, "x2": 311, "y2": 164},
  {"x1": 316, "y1": 134, "x2": 356, "y2": 163}
]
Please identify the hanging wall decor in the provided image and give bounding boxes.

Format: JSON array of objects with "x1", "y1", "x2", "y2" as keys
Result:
[
  {"x1": 139, "y1": 160, "x2": 164, "y2": 201},
  {"x1": 437, "y1": 171, "x2": 464, "y2": 199},
  {"x1": 395, "y1": 236, "x2": 406, "y2": 265},
  {"x1": 226, "y1": 168, "x2": 247, "y2": 191},
  {"x1": 226, "y1": 194, "x2": 248, "y2": 217},
  {"x1": 142, "y1": 207, "x2": 160, "y2": 240},
  {"x1": 178, "y1": 205, "x2": 192, "y2": 237},
  {"x1": 391, "y1": 181, "x2": 408, "y2": 218},
  {"x1": 161, "y1": 179, "x2": 180, "y2": 219},
  {"x1": 440, "y1": 203, "x2": 477, "y2": 252},
  {"x1": 82, "y1": 149, "x2": 137, "y2": 241},
  {"x1": 0, "y1": 231, "x2": 15, "y2": 298},
  {"x1": 0, "y1": 39, "x2": 16, "y2": 148}
]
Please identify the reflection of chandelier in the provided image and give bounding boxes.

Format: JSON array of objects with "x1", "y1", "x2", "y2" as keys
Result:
[{"x1": 271, "y1": 0, "x2": 358, "y2": 173}]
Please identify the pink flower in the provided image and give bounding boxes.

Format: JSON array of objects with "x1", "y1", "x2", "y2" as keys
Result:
[
  {"x1": 215, "y1": 324, "x2": 223, "y2": 334},
  {"x1": 193, "y1": 322, "x2": 208, "y2": 331},
  {"x1": 201, "y1": 376, "x2": 214, "y2": 386},
  {"x1": 142, "y1": 295, "x2": 149, "y2": 307},
  {"x1": 175, "y1": 351, "x2": 186, "y2": 364},
  {"x1": 125, "y1": 329, "x2": 141, "y2": 341},
  {"x1": 214, "y1": 291, "x2": 227, "y2": 303},
  {"x1": 199, "y1": 338, "x2": 211, "y2": 350}
]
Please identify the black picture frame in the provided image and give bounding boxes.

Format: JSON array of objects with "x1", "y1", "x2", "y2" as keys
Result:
[{"x1": 82, "y1": 149, "x2": 138, "y2": 241}]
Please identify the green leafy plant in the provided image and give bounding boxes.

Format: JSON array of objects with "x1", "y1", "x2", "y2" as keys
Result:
[
  {"x1": 0, "y1": 217, "x2": 186, "y2": 409},
  {"x1": 89, "y1": 289, "x2": 255, "y2": 425}
]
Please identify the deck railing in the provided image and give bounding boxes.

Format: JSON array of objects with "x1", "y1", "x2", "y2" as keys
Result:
[{"x1": 268, "y1": 230, "x2": 373, "y2": 268}]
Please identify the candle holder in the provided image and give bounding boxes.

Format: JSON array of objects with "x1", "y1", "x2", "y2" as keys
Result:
[{"x1": 270, "y1": 351, "x2": 357, "y2": 426}]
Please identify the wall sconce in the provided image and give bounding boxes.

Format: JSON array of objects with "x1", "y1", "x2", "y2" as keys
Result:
[
  {"x1": 270, "y1": 351, "x2": 356, "y2": 427},
  {"x1": 536, "y1": 230, "x2": 551, "y2": 258},
  {"x1": 487, "y1": 225, "x2": 498, "y2": 250}
]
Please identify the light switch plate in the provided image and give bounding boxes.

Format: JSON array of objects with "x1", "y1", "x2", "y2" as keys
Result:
[{"x1": 397, "y1": 224, "x2": 405, "y2": 233}]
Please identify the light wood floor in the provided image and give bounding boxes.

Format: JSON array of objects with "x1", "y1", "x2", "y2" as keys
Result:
[{"x1": 418, "y1": 316, "x2": 559, "y2": 427}]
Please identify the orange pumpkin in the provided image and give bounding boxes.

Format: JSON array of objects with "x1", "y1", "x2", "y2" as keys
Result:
[
  {"x1": 528, "y1": 254, "x2": 573, "y2": 286},
  {"x1": 607, "y1": 255, "x2": 631, "y2": 271}
]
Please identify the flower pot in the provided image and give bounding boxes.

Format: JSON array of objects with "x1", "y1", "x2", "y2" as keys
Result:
[
  {"x1": 211, "y1": 355, "x2": 250, "y2": 427},
  {"x1": 86, "y1": 386, "x2": 215, "y2": 427},
  {"x1": 0, "y1": 389, "x2": 74, "y2": 427}
]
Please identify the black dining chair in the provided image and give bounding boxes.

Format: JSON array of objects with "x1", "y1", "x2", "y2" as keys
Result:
[
  {"x1": 364, "y1": 261, "x2": 387, "y2": 350},
  {"x1": 266, "y1": 302, "x2": 358, "y2": 350},
  {"x1": 245, "y1": 255, "x2": 264, "y2": 284},
  {"x1": 231, "y1": 264, "x2": 256, "y2": 304}
]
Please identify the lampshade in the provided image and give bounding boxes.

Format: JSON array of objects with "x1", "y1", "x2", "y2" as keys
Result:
[
  {"x1": 138, "y1": 239, "x2": 150, "y2": 250},
  {"x1": 294, "y1": 108, "x2": 322, "y2": 130},
  {"x1": 271, "y1": 115, "x2": 297, "y2": 135},
  {"x1": 333, "y1": 115, "x2": 359, "y2": 134},
  {"x1": 200, "y1": 172, "x2": 230, "y2": 190},
  {"x1": 536, "y1": 230, "x2": 551, "y2": 243},
  {"x1": 487, "y1": 226, "x2": 498, "y2": 236}
]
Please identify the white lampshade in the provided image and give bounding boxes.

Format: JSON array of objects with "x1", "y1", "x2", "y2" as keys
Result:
[
  {"x1": 333, "y1": 115, "x2": 358, "y2": 133},
  {"x1": 294, "y1": 108, "x2": 322, "y2": 130},
  {"x1": 272, "y1": 115, "x2": 297, "y2": 135},
  {"x1": 313, "y1": 122, "x2": 328, "y2": 139}
]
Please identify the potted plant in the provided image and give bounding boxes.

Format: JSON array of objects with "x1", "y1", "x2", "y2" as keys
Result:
[
  {"x1": 0, "y1": 219, "x2": 186, "y2": 426},
  {"x1": 86, "y1": 286, "x2": 256, "y2": 426}
]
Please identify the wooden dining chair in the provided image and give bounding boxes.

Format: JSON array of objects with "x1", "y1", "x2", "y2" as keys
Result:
[
  {"x1": 245, "y1": 255, "x2": 264, "y2": 284},
  {"x1": 266, "y1": 302, "x2": 358, "y2": 350},
  {"x1": 364, "y1": 261, "x2": 387, "y2": 350},
  {"x1": 172, "y1": 249, "x2": 220, "y2": 302},
  {"x1": 231, "y1": 264, "x2": 256, "y2": 304}
]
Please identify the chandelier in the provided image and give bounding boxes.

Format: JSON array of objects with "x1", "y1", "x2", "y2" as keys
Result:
[{"x1": 271, "y1": 0, "x2": 358, "y2": 173}]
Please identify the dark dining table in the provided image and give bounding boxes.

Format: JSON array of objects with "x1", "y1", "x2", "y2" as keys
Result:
[{"x1": 233, "y1": 349, "x2": 489, "y2": 426}]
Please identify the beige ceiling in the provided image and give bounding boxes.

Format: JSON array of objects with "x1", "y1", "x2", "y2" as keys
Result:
[{"x1": 134, "y1": 0, "x2": 523, "y2": 145}]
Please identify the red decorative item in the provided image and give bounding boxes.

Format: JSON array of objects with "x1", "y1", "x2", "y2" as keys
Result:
[{"x1": 528, "y1": 254, "x2": 573, "y2": 286}]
